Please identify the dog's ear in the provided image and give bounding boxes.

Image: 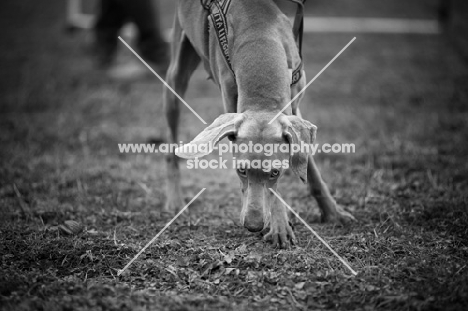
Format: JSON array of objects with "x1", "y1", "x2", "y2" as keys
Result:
[
  {"x1": 176, "y1": 113, "x2": 244, "y2": 159},
  {"x1": 280, "y1": 115, "x2": 317, "y2": 183}
]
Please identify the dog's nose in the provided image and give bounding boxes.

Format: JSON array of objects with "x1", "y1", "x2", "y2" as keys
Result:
[
  {"x1": 244, "y1": 222, "x2": 264, "y2": 232},
  {"x1": 243, "y1": 210, "x2": 264, "y2": 232}
]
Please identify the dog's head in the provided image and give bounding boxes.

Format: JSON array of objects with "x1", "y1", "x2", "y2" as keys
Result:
[{"x1": 176, "y1": 111, "x2": 316, "y2": 232}]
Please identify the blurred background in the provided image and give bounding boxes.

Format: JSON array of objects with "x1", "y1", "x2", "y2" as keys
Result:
[
  {"x1": 1, "y1": 0, "x2": 466, "y2": 211},
  {"x1": 1, "y1": 1, "x2": 467, "y2": 309}
]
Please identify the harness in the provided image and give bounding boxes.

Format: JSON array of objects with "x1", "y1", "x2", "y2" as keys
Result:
[{"x1": 201, "y1": 0, "x2": 306, "y2": 86}]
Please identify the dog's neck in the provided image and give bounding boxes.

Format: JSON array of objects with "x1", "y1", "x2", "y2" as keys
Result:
[
  {"x1": 232, "y1": 37, "x2": 291, "y2": 113},
  {"x1": 229, "y1": 0, "x2": 293, "y2": 113}
]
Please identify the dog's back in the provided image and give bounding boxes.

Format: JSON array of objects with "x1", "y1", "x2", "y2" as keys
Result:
[{"x1": 177, "y1": 0, "x2": 303, "y2": 109}]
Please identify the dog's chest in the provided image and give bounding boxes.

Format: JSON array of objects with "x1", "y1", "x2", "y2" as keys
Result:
[
  {"x1": 179, "y1": 0, "x2": 305, "y2": 109},
  {"x1": 179, "y1": 1, "x2": 234, "y2": 86}
]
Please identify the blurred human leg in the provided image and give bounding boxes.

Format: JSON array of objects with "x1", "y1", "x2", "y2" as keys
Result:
[
  {"x1": 94, "y1": 0, "x2": 127, "y2": 67},
  {"x1": 122, "y1": 0, "x2": 170, "y2": 73}
]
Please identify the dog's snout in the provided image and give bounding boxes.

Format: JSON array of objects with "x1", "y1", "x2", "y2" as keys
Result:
[
  {"x1": 243, "y1": 209, "x2": 264, "y2": 232},
  {"x1": 244, "y1": 221, "x2": 264, "y2": 232}
]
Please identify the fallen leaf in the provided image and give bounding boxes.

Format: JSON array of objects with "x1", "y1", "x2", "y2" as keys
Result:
[
  {"x1": 223, "y1": 252, "x2": 235, "y2": 264},
  {"x1": 87, "y1": 228, "x2": 99, "y2": 235},
  {"x1": 59, "y1": 220, "x2": 84, "y2": 235},
  {"x1": 295, "y1": 282, "x2": 306, "y2": 290}
]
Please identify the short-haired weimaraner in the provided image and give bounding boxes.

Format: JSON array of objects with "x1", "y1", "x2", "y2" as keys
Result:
[{"x1": 163, "y1": 0, "x2": 355, "y2": 248}]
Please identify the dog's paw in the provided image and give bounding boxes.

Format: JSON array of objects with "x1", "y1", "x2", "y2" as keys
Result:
[
  {"x1": 263, "y1": 219, "x2": 296, "y2": 249},
  {"x1": 321, "y1": 205, "x2": 356, "y2": 225},
  {"x1": 336, "y1": 207, "x2": 356, "y2": 225},
  {"x1": 164, "y1": 172, "x2": 185, "y2": 212}
]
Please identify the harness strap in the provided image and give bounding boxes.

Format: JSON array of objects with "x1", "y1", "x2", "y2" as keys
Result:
[
  {"x1": 202, "y1": 0, "x2": 306, "y2": 86},
  {"x1": 289, "y1": 0, "x2": 305, "y2": 58},
  {"x1": 207, "y1": 0, "x2": 235, "y2": 76},
  {"x1": 289, "y1": 0, "x2": 306, "y2": 85}
]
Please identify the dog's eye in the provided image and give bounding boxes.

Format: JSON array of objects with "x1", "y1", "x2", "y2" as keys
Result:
[
  {"x1": 271, "y1": 169, "x2": 280, "y2": 178},
  {"x1": 237, "y1": 167, "x2": 247, "y2": 176}
]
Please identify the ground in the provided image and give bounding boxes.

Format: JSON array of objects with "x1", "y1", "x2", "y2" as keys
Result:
[{"x1": 1, "y1": 0, "x2": 467, "y2": 310}]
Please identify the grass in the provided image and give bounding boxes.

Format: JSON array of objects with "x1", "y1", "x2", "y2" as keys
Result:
[{"x1": 1, "y1": 0, "x2": 467, "y2": 310}]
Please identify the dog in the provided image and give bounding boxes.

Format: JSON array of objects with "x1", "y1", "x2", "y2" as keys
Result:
[{"x1": 162, "y1": 0, "x2": 355, "y2": 248}]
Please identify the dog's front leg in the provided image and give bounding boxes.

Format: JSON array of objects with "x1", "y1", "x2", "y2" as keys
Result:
[
  {"x1": 264, "y1": 191, "x2": 296, "y2": 249},
  {"x1": 307, "y1": 155, "x2": 355, "y2": 224},
  {"x1": 164, "y1": 77, "x2": 184, "y2": 211},
  {"x1": 163, "y1": 14, "x2": 201, "y2": 211}
]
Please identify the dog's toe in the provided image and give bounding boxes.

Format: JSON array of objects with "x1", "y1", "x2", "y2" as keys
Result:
[
  {"x1": 263, "y1": 223, "x2": 296, "y2": 249},
  {"x1": 337, "y1": 210, "x2": 356, "y2": 225},
  {"x1": 321, "y1": 205, "x2": 356, "y2": 225}
]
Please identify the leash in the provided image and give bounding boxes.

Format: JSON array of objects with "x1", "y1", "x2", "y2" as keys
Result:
[
  {"x1": 203, "y1": 0, "x2": 235, "y2": 75},
  {"x1": 201, "y1": 0, "x2": 306, "y2": 86}
]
